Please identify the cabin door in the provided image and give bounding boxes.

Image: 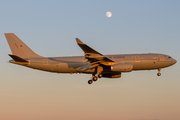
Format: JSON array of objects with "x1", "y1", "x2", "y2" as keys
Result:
[
  {"x1": 159, "y1": 55, "x2": 164, "y2": 61},
  {"x1": 43, "y1": 59, "x2": 48, "y2": 65},
  {"x1": 135, "y1": 56, "x2": 140, "y2": 62}
]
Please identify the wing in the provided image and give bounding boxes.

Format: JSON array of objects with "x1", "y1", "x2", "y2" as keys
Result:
[{"x1": 76, "y1": 38, "x2": 114, "y2": 67}]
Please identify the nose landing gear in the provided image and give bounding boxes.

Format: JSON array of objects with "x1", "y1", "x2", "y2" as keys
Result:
[{"x1": 157, "y1": 68, "x2": 161, "y2": 76}]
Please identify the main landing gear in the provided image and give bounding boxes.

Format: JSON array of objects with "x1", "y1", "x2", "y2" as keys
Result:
[
  {"x1": 88, "y1": 73, "x2": 102, "y2": 84},
  {"x1": 88, "y1": 66, "x2": 103, "y2": 84},
  {"x1": 157, "y1": 68, "x2": 161, "y2": 76}
]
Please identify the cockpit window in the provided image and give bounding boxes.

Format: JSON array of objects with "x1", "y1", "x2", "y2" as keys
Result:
[{"x1": 168, "y1": 56, "x2": 172, "y2": 59}]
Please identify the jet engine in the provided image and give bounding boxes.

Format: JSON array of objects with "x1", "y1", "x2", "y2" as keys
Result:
[{"x1": 111, "y1": 63, "x2": 133, "y2": 72}]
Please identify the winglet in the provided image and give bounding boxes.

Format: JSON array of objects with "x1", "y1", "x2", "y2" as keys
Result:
[
  {"x1": 75, "y1": 38, "x2": 102, "y2": 55},
  {"x1": 76, "y1": 38, "x2": 84, "y2": 44}
]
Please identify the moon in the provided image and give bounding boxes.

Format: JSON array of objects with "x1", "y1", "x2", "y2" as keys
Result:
[{"x1": 106, "y1": 11, "x2": 112, "y2": 18}]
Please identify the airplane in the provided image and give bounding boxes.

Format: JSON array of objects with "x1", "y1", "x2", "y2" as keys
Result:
[{"x1": 5, "y1": 33, "x2": 177, "y2": 84}]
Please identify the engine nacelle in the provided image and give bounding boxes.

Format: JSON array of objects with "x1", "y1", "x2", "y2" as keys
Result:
[{"x1": 111, "y1": 63, "x2": 133, "y2": 72}]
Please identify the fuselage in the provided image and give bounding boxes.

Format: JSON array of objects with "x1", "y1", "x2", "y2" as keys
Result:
[{"x1": 10, "y1": 53, "x2": 177, "y2": 74}]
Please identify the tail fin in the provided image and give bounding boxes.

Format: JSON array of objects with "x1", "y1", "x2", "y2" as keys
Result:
[{"x1": 4, "y1": 33, "x2": 42, "y2": 58}]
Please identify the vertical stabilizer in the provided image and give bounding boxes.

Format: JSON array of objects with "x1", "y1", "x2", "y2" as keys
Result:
[{"x1": 4, "y1": 33, "x2": 42, "y2": 58}]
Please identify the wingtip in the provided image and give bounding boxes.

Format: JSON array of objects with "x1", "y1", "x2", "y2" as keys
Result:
[
  {"x1": 4, "y1": 33, "x2": 14, "y2": 36},
  {"x1": 4, "y1": 33, "x2": 14, "y2": 34},
  {"x1": 76, "y1": 38, "x2": 84, "y2": 44}
]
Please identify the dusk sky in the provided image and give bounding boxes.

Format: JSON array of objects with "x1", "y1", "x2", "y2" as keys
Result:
[{"x1": 0, "y1": 0, "x2": 180, "y2": 120}]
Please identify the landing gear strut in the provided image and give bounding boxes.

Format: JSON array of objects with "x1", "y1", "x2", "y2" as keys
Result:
[{"x1": 157, "y1": 68, "x2": 161, "y2": 76}]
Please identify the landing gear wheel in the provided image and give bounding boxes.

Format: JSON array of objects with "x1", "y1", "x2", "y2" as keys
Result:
[
  {"x1": 157, "y1": 73, "x2": 161, "y2": 76},
  {"x1": 93, "y1": 76, "x2": 98, "y2": 81},
  {"x1": 88, "y1": 80, "x2": 93, "y2": 84},
  {"x1": 98, "y1": 74, "x2": 102, "y2": 78}
]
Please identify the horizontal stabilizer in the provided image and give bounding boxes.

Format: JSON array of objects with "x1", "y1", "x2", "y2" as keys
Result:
[{"x1": 9, "y1": 54, "x2": 28, "y2": 62}]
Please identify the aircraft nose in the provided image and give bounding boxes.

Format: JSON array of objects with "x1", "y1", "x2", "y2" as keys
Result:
[
  {"x1": 172, "y1": 59, "x2": 177, "y2": 65},
  {"x1": 173, "y1": 59, "x2": 177, "y2": 64}
]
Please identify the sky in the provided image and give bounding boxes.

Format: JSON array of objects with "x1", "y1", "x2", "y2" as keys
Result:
[{"x1": 0, "y1": 0, "x2": 180, "y2": 120}]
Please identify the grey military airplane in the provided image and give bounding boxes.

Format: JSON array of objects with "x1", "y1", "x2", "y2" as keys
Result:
[{"x1": 5, "y1": 33, "x2": 177, "y2": 84}]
